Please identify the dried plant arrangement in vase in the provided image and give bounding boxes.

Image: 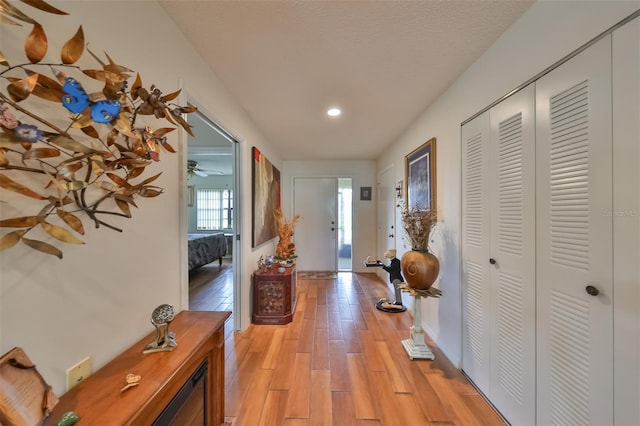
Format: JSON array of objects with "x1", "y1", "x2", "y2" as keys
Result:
[
  {"x1": 0, "y1": 1, "x2": 196, "y2": 258},
  {"x1": 273, "y1": 208, "x2": 300, "y2": 260},
  {"x1": 399, "y1": 202, "x2": 438, "y2": 252},
  {"x1": 399, "y1": 202, "x2": 439, "y2": 290}
]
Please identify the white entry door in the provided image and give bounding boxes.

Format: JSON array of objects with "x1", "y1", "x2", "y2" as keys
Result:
[
  {"x1": 293, "y1": 177, "x2": 337, "y2": 271},
  {"x1": 377, "y1": 166, "x2": 396, "y2": 271}
]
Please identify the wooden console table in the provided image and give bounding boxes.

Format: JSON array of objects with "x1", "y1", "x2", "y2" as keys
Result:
[
  {"x1": 44, "y1": 310, "x2": 231, "y2": 425},
  {"x1": 252, "y1": 266, "x2": 297, "y2": 325}
]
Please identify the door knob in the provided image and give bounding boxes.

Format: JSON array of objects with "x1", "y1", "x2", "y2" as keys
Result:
[
  {"x1": 489, "y1": 258, "x2": 496, "y2": 265},
  {"x1": 331, "y1": 228, "x2": 335, "y2": 231},
  {"x1": 585, "y1": 285, "x2": 600, "y2": 296}
]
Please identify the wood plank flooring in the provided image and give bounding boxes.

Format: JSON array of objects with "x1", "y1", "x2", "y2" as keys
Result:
[
  {"x1": 189, "y1": 259, "x2": 234, "y2": 311},
  {"x1": 190, "y1": 266, "x2": 506, "y2": 426}
]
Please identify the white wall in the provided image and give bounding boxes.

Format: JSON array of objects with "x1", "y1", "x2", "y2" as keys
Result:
[
  {"x1": 282, "y1": 160, "x2": 376, "y2": 273},
  {"x1": 0, "y1": 1, "x2": 279, "y2": 395},
  {"x1": 375, "y1": 1, "x2": 639, "y2": 423}
]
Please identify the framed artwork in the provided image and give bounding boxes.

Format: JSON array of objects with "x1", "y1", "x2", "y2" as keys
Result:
[
  {"x1": 360, "y1": 186, "x2": 372, "y2": 201},
  {"x1": 252, "y1": 147, "x2": 281, "y2": 247},
  {"x1": 405, "y1": 137, "x2": 436, "y2": 211}
]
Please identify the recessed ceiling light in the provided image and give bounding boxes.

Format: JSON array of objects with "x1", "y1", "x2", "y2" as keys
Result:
[{"x1": 327, "y1": 108, "x2": 341, "y2": 117}]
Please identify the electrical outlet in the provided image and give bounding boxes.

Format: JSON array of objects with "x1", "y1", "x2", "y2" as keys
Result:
[{"x1": 66, "y1": 356, "x2": 92, "y2": 391}]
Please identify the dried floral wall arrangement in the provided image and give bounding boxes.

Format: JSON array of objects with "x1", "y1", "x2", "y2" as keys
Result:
[{"x1": 0, "y1": 1, "x2": 196, "y2": 258}]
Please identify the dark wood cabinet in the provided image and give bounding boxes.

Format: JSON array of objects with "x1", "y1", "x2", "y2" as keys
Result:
[
  {"x1": 252, "y1": 266, "x2": 297, "y2": 324},
  {"x1": 44, "y1": 311, "x2": 230, "y2": 426}
]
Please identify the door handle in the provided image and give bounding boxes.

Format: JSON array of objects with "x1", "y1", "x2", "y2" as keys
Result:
[
  {"x1": 585, "y1": 285, "x2": 599, "y2": 296},
  {"x1": 388, "y1": 234, "x2": 394, "y2": 238},
  {"x1": 489, "y1": 258, "x2": 496, "y2": 265},
  {"x1": 331, "y1": 228, "x2": 335, "y2": 231}
]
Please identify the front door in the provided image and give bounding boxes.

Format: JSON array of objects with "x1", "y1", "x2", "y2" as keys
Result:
[
  {"x1": 377, "y1": 166, "x2": 396, "y2": 275},
  {"x1": 293, "y1": 177, "x2": 337, "y2": 271}
]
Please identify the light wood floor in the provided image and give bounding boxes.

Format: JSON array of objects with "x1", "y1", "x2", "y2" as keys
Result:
[
  {"x1": 189, "y1": 258, "x2": 234, "y2": 312},
  {"x1": 190, "y1": 266, "x2": 506, "y2": 426}
]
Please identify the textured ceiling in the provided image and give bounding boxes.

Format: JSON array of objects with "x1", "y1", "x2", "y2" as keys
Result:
[{"x1": 160, "y1": 0, "x2": 533, "y2": 161}]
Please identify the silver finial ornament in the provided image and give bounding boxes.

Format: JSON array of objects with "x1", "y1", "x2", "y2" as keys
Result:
[{"x1": 143, "y1": 304, "x2": 177, "y2": 354}]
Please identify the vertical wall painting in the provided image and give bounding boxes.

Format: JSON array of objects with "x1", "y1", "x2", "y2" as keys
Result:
[
  {"x1": 405, "y1": 137, "x2": 437, "y2": 212},
  {"x1": 252, "y1": 147, "x2": 281, "y2": 247}
]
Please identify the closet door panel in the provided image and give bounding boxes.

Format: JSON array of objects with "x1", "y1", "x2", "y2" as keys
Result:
[
  {"x1": 536, "y1": 36, "x2": 613, "y2": 426},
  {"x1": 612, "y1": 16, "x2": 640, "y2": 426},
  {"x1": 488, "y1": 84, "x2": 536, "y2": 426},
  {"x1": 461, "y1": 111, "x2": 491, "y2": 393}
]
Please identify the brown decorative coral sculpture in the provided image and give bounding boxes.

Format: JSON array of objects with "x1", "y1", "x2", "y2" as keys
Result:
[{"x1": 273, "y1": 208, "x2": 300, "y2": 260}]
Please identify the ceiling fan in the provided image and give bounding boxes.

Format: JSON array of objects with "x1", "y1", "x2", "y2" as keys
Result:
[{"x1": 187, "y1": 160, "x2": 224, "y2": 177}]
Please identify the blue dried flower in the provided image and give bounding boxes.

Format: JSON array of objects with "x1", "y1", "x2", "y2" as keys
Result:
[{"x1": 15, "y1": 124, "x2": 43, "y2": 143}]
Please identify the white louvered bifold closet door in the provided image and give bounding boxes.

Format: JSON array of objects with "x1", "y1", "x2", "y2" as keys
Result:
[
  {"x1": 535, "y1": 36, "x2": 613, "y2": 426},
  {"x1": 461, "y1": 110, "x2": 491, "y2": 394},
  {"x1": 462, "y1": 86, "x2": 536, "y2": 426},
  {"x1": 488, "y1": 85, "x2": 536, "y2": 426}
]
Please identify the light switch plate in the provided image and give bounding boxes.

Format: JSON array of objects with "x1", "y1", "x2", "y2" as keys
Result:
[{"x1": 66, "y1": 356, "x2": 92, "y2": 391}]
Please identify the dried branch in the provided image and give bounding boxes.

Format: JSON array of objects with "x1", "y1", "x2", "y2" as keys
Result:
[{"x1": 400, "y1": 202, "x2": 437, "y2": 252}]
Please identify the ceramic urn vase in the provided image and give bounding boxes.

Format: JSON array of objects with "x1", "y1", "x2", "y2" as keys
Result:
[{"x1": 400, "y1": 250, "x2": 440, "y2": 290}]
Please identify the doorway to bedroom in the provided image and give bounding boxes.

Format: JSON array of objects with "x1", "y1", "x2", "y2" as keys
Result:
[{"x1": 186, "y1": 110, "x2": 238, "y2": 322}]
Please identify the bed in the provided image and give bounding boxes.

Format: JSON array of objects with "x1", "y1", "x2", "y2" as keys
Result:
[{"x1": 188, "y1": 233, "x2": 228, "y2": 271}]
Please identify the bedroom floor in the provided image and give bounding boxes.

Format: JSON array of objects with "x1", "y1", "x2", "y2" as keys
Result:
[{"x1": 189, "y1": 258, "x2": 233, "y2": 312}]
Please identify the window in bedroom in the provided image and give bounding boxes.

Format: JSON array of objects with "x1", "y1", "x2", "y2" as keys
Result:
[{"x1": 196, "y1": 188, "x2": 233, "y2": 230}]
